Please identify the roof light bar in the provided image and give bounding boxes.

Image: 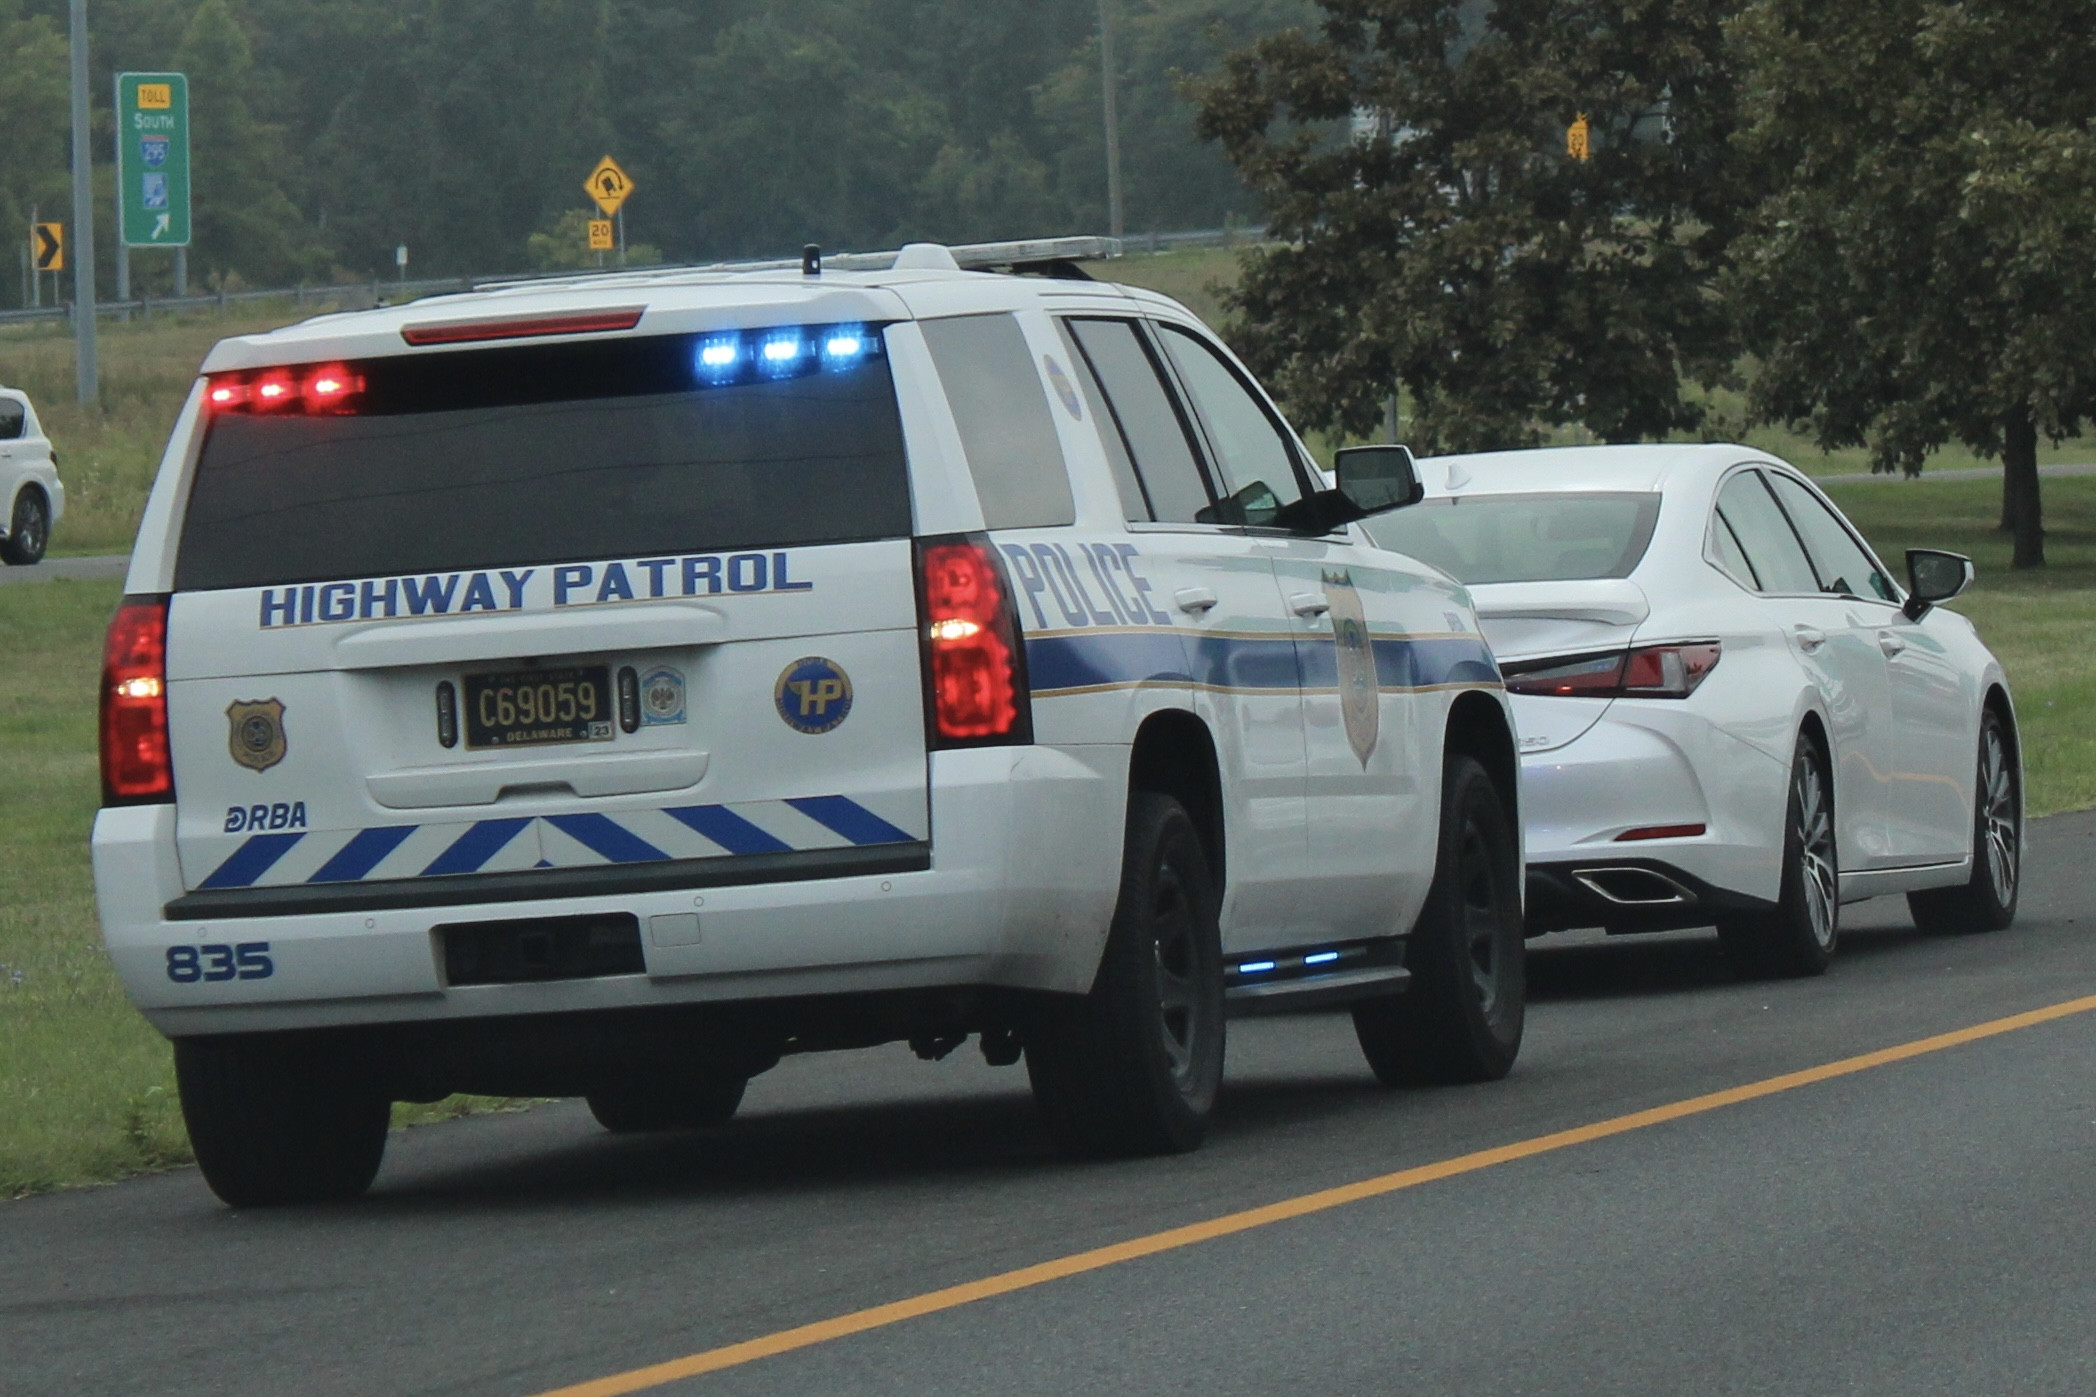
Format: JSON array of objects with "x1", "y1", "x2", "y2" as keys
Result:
[{"x1": 399, "y1": 306, "x2": 645, "y2": 346}]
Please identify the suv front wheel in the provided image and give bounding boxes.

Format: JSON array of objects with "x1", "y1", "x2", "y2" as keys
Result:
[{"x1": 1026, "y1": 792, "x2": 1225, "y2": 1157}]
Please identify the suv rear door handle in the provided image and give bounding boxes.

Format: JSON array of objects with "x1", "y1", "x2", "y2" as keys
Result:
[
  {"x1": 1290, "y1": 593, "x2": 1331, "y2": 619},
  {"x1": 1173, "y1": 587, "x2": 1218, "y2": 615},
  {"x1": 1791, "y1": 623, "x2": 1826, "y2": 652},
  {"x1": 1877, "y1": 630, "x2": 1908, "y2": 657}
]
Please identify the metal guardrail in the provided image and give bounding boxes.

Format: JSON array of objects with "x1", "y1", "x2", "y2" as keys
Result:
[{"x1": 0, "y1": 225, "x2": 1268, "y2": 328}]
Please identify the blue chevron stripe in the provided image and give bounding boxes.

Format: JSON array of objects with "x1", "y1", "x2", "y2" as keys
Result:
[
  {"x1": 662, "y1": 803, "x2": 794, "y2": 855},
  {"x1": 198, "y1": 833, "x2": 305, "y2": 889},
  {"x1": 421, "y1": 818, "x2": 533, "y2": 877},
  {"x1": 787, "y1": 795, "x2": 915, "y2": 847},
  {"x1": 308, "y1": 824, "x2": 417, "y2": 883},
  {"x1": 544, "y1": 813, "x2": 669, "y2": 864}
]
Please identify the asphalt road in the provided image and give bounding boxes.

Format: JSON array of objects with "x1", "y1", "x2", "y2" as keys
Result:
[
  {"x1": 6, "y1": 810, "x2": 2095, "y2": 1397},
  {"x1": 0, "y1": 554, "x2": 126, "y2": 586}
]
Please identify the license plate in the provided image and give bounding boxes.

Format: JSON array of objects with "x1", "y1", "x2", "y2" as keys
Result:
[{"x1": 462, "y1": 666, "x2": 613, "y2": 750}]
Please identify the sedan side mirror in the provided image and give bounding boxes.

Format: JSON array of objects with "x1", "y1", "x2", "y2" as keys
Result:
[
  {"x1": 1334, "y1": 444, "x2": 1426, "y2": 517},
  {"x1": 1903, "y1": 548, "x2": 1973, "y2": 619}
]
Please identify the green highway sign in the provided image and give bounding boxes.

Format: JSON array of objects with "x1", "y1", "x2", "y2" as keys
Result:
[{"x1": 115, "y1": 72, "x2": 191, "y2": 248}]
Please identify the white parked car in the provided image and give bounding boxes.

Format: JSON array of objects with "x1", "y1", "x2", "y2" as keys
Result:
[
  {"x1": 93, "y1": 238, "x2": 1525, "y2": 1206},
  {"x1": 0, "y1": 384, "x2": 65, "y2": 565},
  {"x1": 1365, "y1": 444, "x2": 2021, "y2": 978}
]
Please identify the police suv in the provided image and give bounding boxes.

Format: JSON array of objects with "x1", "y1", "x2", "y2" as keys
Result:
[{"x1": 93, "y1": 238, "x2": 1525, "y2": 1206}]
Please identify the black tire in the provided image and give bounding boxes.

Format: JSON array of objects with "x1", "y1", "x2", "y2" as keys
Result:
[
  {"x1": 586, "y1": 1072, "x2": 748, "y2": 1133},
  {"x1": 1908, "y1": 708, "x2": 2020, "y2": 935},
  {"x1": 1, "y1": 488, "x2": 48, "y2": 565},
  {"x1": 173, "y1": 1035, "x2": 390, "y2": 1207},
  {"x1": 1718, "y1": 733, "x2": 1838, "y2": 978},
  {"x1": 1352, "y1": 753, "x2": 1525, "y2": 1086},
  {"x1": 1026, "y1": 791, "x2": 1225, "y2": 1157}
]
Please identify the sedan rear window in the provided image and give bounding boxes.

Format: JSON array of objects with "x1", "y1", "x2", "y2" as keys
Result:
[
  {"x1": 1363, "y1": 492, "x2": 1661, "y2": 585},
  {"x1": 175, "y1": 331, "x2": 911, "y2": 591}
]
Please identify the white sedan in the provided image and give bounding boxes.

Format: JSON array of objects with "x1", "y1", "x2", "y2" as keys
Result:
[{"x1": 1363, "y1": 443, "x2": 2022, "y2": 977}]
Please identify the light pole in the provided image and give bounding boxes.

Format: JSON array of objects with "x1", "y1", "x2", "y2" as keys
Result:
[
  {"x1": 1098, "y1": 0, "x2": 1124, "y2": 239},
  {"x1": 68, "y1": 0, "x2": 98, "y2": 405}
]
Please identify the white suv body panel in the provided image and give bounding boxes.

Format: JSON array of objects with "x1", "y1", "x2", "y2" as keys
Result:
[
  {"x1": 93, "y1": 264, "x2": 1513, "y2": 1045},
  {"x1": 0, "y1": 386, "x2": 65, "y2": 548}
]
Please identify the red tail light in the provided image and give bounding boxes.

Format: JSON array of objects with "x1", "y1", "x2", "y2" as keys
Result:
[
  {"x1": 1504, "y1": 642, "x2": 1721, "y2": 699},
  {"x1": 101, "y1": 597, "x2": 174, "y2": 804},
  {"x1": 917, "y1": 535, "x2": 1030, "y2": 745}
]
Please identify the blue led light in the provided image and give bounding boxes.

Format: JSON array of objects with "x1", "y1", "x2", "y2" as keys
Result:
[
  {"x1": 823, "y1": 331, "x2": 865, "y2": 359},
  {"x1": 1237, "y1": 960, "x2": 1277, "y2": 975},
  {"x1": 1304, "y1": 951, "x2": 1340, "y2": 965},
  {"x1": 697, "y1": 338, "x2": 739, "y2": 372},
  {"x1": 761, "y1": 335, "x2": 805, "y2": 364}
]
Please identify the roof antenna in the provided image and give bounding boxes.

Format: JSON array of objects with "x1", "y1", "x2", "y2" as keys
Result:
[{"x1": 801, "y1": 244, "x2": 821, "y2": 277}]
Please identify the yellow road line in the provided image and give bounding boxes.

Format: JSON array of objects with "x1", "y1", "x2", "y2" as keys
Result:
[{"x1": 532, "y1": 991, "x2": 2096, "y2": 1397}]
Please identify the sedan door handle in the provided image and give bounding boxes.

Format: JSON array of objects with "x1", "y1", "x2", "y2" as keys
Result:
[
  {"x1": 1290, "y1": 592, "x2": 1332, "y2": 619},
  {"x1": 1791, "y1": 624, "x2": 1826, "y2": 652},
  {"x1": 1173, "y1": 587, "x2": 1218, "y2": 615},
  {"x1": 1877, "y1": 630, "x2": 1908, "y2": 657}
]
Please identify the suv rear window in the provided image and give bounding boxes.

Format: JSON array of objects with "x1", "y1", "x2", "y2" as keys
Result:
[
  {"x1": 1364, "y1": 492, "x2": 1661, "y2": 585},
  {"x1": 175, "y1": 331, "x2": 911, "y2": 591}
]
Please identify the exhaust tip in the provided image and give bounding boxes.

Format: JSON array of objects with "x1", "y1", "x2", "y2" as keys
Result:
[{"x1": 1572, "y1": 867, "x2": 1694, "y2": 906}]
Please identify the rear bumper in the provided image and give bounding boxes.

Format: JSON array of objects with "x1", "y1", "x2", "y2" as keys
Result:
[
  {"x1": 94, "y1": 745, "x2": 1126, "y2": 1038},
  {"x1": 1520, "y1": 702, "x2": 1787, "y2": 931}
]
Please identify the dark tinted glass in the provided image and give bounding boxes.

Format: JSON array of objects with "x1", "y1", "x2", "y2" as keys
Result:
[
  {"x1": 1056, "y1": 321, "x2": 1151, "y2": 520},
  {"x1": 0, "y1": 399, "x2": 23, "y2": 441},
  {"x1": 1714, "y1": 471, "x2": 1820, "y2": 594},
  {"x1": 1765, "y1": 472, "x2": 1896, "y2": 602},
  {"x1": 176, "y1": 334, "x2": 910, "y2": 590},
  {"x1": 1364, "y1": 492, "x2": 1661, "y2": 584},
  {"x1": 921, "y1": 314, "x2": 1073, "y2": 529},
  {"x1": 1065, "y1": 319, "x2": 1213, "y2": 524}
]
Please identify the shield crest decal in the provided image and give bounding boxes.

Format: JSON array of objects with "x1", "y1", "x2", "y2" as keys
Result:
[
  {"x1": 226, "y1": 699, "x2": 287, "y2": 772},
  {"x1": 1324, "y1": 569, "x2": 1379, "y2": 765}
]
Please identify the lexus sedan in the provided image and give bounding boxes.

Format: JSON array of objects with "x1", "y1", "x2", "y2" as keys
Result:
[{"x1": 1365, "y1": 443, "x2": 2021, "y2": 977}]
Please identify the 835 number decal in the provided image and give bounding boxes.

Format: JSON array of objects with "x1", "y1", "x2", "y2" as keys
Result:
[{"x1": 166, "y1": 942, "x2": 273, "y2": 983}]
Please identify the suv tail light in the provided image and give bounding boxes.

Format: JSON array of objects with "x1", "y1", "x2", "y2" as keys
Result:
[
  {"x1": 916, "y1": 534, "x2": 1031, "y2": 746},
  {"x1": 101, "y1": 596, "x2": 174, "y2": 804},
  {"x1": 1504, "y1": 642, "x2": 1721, "y2": 699}
]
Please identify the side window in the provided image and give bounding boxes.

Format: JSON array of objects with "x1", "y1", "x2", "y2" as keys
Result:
[
  {"x1": 1708, "y1": 510, "x2": 1760, "y2": 590},
  {"x1": 0, "y1": 398, "x2": 24, "y2": 441},
  {"x1": 1714, "y1": 470, "x2": 1820, "y2": 595},
  {"x1": 1055, "y1": 321, "x2": 1151, "y2": 521},
  {"x1": 921, "y1": 313, "x2": 1075, "y2": 530},
  {"x1": 1765, "y1": 472, "x2": 1897, "y2": 603},
  {"x1": 1156, "y1": 324, "x2": 1306, "y2": 527},
  {"x1": 1064, "y1": 318, "x2": 1214, "y2": 525}
]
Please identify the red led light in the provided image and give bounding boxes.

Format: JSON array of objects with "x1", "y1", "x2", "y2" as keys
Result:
[
  {"x1": 301, "y1": 363, "x2": 363, "y2": 412},
  {"x1": 252, "y1": 374, "x2": 296, "y2": 410},
  {"x1": 918, "y1": 537, "x2": 1028, "y2": 744},
  {"x1": 205, "y1": 378, "x2": 249, "y2": 410}
]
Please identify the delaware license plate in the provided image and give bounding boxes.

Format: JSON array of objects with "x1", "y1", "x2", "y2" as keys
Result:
[{"x1": 463, "y1": 666, "x2": 613, "y2": 749}]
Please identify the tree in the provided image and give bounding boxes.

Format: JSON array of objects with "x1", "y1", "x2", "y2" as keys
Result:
[
  {"x1": 1726, "y1": 1, "x2": 2096, "y2": 568},
  {"x1": 172, "y1": 0, "x2": 324, "y2": 286},
  {"x1": 1193, "y1": 0, "x2": 1740, "y2": 452},
  {"x1": 0, "y1": 0, "x2": 69, "y2": 305}
]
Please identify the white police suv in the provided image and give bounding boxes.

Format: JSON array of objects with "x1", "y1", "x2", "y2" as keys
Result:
[{"x1": 93, "y1": 238, "x2": 1524, "y2": 1205}]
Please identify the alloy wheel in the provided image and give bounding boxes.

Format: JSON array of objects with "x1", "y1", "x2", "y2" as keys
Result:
[
  {"x1": 1796, "y1": 757, "x2": 1837, "y2": 949},
  {"x1": 1980, "y1": 725, "x2": 2019, "y2": 905}
]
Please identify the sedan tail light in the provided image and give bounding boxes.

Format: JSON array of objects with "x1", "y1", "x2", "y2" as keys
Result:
[
  {"x1": 1504, "y1": 642, "x2": 1720, "y2": 699},
  {"x1": 101, "y1": 596, "x2": 174, "y2": 804},
  {"x1": 916, "y1": 534, "x2": 1031, "y2": 747}
]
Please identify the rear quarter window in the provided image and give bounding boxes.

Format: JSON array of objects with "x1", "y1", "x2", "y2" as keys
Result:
[
  {"x1": 174, "y1": 331, "x2": 913, "y2": 591},
  {"x1": 920, "y1": 314, "x2": 1075, "y2": 531}
]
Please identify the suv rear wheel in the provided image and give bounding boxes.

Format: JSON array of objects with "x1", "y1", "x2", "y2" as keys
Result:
[
  {"x1": 174, "y1": 1035, "x2": 390, "y2": 1206},
  {"x1": 1026, "y1": 792, "x2": 1224, "y2": 1156},
  {"x1": 1353, "y1": 753, "x2": 1525, "y2": 1086}
]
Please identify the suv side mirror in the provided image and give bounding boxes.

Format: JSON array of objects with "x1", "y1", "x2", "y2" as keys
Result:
[
  {"x1": 1903, "y1": 548, "x2": 1973, "y2": 619},
  {"x1": 1334, "y1": 444, "x2": 1425, "y2": 516}
]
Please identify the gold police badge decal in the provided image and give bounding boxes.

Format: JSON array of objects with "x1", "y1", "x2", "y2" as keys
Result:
[
  {"x1": 226, "y1": 698, "x2": 287, "y2": 772},
  {"x1": 1323, "y1": 569, "x2": 1380, "y2": 766}
]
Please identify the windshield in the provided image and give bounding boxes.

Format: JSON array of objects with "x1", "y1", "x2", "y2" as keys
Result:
[
  {"x1": 175, "y1": 330, "x2": 910, "y2": 591},
  {"x1": 1362, "y1": 491, "x2": 1662, "y2": 585}
]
